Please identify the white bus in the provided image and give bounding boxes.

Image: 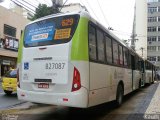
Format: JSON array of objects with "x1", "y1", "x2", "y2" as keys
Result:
[
  {"x1": 144, "y1": 60, "x2": 155, "y2": 84},
  {"x1": 17, "y1": 11, "x2": 143, "y2": 108}
]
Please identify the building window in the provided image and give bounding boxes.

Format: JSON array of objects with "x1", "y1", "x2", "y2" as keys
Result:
[
  {"x1": 151, "y1": 56, "x2": 157, "y2": 61},
  {"x1": 148, "y1": 0, "x2": 159, "y2": 2},
  {"x1": 158, "y1": 56, "x2": 160, "y2": 61},
  {"x1": 148, "y1": 17, "x2": 157, "y2": 22},
  {"x1": 158, "y1": 46, "x2": 160, "y2": 51},
  {"x1": 3, "y1": 36, "x2": 18, "y2": 51},
  {"x1": 147, "y1": 56, "x2": 157, "y2": 61},
  {"x1": 147, "y1": 36, "x2": 157, "y2": 42},
  {"x1": 158, "y1": 16, "x2": 160, "y2": 21},
  {"x1": 158, "y1": 26, "x2": 160, "y2": 31},
  {"x1": 147, "y1": 46, "x2": 156, "y2": 51},
  {"x1": 148, "y1": 7, "x2": 157, "y2": 13},
  {"x1": 4, "y1": 24, "x2": 16, "y2": 37},
  {"x1": 148, "y1": 27, "x2": 157, "y2": 32}
]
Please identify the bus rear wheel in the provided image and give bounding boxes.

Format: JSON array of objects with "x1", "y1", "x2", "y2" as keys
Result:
[{"x1": 116, "y1": 84, "x2": 123, "y2": 107}]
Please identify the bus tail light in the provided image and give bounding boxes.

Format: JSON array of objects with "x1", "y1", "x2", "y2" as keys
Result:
[
  {"x1": 71, "y1": 67, "x2": 81, "y2": 92},
  {"x1": 17, "y1": 69, "x2": 20, "y2": 88}
]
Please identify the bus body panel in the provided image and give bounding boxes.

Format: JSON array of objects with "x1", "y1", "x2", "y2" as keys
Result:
[
  {"x1": 132, "y1": 70, "x2": 141, "y2": 90},
  {"x1": 20, "y1": 42, "x2": 73, "y2": 92},
  {"x1": 88, "y1": 62, "x2": 134, "y2": 107},
  {"x1": 17, "y1": 87, "x2": 88, "y2": 108},
  {"x1": 18, "y1": 14, "x2": 90, "y2": 108},
  {"x1": 145, "y1": 70, "x2": 152, "y2": 84}
]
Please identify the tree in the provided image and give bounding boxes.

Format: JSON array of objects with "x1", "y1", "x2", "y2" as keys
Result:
[{"x1": 31, "y1": 3, "x2": 60, "y2": 21}]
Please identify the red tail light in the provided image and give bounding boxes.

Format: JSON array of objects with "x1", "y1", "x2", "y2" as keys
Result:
[
  {"x1": 17, "y1": 69, "x2": 20, "y2": 88},
  {"x1": 71, "y1": 67, "x2": 81, "y2": 92}
]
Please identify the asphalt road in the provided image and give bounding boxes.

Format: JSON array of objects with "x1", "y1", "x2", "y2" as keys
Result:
[
  {"x1": 3, "y1": 82, "x2": 159, "y2": 120},
  {"x1": 0, "y1": 82, "x2": 24, "y2": 109}
]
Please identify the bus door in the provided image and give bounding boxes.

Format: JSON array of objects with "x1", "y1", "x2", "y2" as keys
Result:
[{"x1": 131, "y1": 54, "x2": 135, "y2": 90}]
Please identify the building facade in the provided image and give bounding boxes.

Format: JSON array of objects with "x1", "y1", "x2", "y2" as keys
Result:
[
  {"x1": 134, "y1": 0, "x2": 147, "y2": 59},
  {"x1": 0, "y1": 6, "x2": 29, "y2": 76},
  {"x1": 61, "y1": 3, "x2": 88, "y2": 13},
  {"x1": 147, "y1": 0, "x2": 160, "y2": 66}
]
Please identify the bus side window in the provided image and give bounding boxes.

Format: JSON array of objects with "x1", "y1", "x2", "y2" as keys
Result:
[
  {"x1": 128, "y1": 53, "x2": 132, "y2": 69},
  {"x1": 118, "y1": 45, "x2": 123, "y2": 65},
  {"x1": 89, "y1": 25, "x2": 97, "y2": 60},
  {"x1": 105, "y1": 35, "x2": 112, "y2": 64},
  {"x1": 96, "y1": 29, "x2": 105, "y2": 62},
  {"x1": 112, "y1": 40, "x2": 119, "y2": 65},
  {"x1": 123, "y1": 47, "x2": 128, "y2": 67}
]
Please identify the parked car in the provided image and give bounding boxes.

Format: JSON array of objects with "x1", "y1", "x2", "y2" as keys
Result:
[{"x1": 2, "y1": 69, "x2": 17, "y2": 95}]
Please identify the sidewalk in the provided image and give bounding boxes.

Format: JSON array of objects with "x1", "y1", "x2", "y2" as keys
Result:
[{"x1": 145, "y1": 81, "x2": 160, "y2": 114}]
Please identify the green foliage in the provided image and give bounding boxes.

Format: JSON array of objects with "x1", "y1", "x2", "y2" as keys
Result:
[{"x1": 31, "y1": 4, "x2": 59, "y2": 21}]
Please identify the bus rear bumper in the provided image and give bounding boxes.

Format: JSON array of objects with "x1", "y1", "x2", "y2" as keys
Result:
[{"x1": 17, "y1": 87, "x2": 88, "y2": 108}]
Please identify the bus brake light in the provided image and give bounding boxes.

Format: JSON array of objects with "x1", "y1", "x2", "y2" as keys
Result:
[{"x1": 71, "y1": 67, "x2": 81, "y2": 92}]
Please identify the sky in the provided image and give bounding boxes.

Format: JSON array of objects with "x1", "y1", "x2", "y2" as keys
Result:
[
  {"x1": 67, "y1": 0, "x2": 135, "y2": 40},
  {"x1": 0, "y1": 0, "x2": 135, "y2": 40}
]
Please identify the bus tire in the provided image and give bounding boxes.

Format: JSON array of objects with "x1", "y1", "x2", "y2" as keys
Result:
[
  {"x1": 116, "y1": 84, "x2": 123, "y2": 107},
  {"x1": 4, "y1": 90, "x2": 12, "y2": 95}
]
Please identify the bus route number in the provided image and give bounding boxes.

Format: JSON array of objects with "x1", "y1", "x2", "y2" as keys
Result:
[{"x1": 45, "y1": 63, "x2": 65, "y2": 69}]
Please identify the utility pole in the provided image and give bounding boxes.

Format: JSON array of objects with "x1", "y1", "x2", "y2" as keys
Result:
[
  {"x1": 131, "y1": 5, "x2": 138, "y2": 51},
  {"x1": 51, "y1": 0, "x2": 61, "y2": 14},
  {"x1": 130, "y1": 34, "x2": 138, "y2": 51}
]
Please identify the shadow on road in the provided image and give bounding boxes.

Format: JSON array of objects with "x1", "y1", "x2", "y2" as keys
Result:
[
  {"x1": 2, "y1": 93, "x2": 17, "y2": 98},
  {"x1": 9, "y1": 83, "x2": 159, "y2": 120},
  {"x1": 36, "y1": 86, "x2": 154, "y2": 120}
]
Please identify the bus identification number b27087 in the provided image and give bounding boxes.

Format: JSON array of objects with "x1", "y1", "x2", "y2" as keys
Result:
[{"x1": 45, "y1": 63, "x2": 65, "y2": 69}]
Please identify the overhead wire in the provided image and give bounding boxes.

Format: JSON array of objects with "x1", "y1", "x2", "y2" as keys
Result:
[
  {"x1": 35, "y1": 0, "x2": 41, "y2": 4},
  {"x1": 85, "y1": 0, "x2": 100, "y2": 22},
  {"x1": 80, "y1": 0, "x2": 85, "y2": 6},
  {"x1": 11, "y1": 0, "x2": 35, "y2": 14},
  {"x1": 60, "y1": 0, "x2": 69, "y2": 12},
  {"x1": 21, "y1": 0, "x2": 37, "y2": 9},
  {"x1": 96, "y1": 0, "x2": 110, "y2": 27}
]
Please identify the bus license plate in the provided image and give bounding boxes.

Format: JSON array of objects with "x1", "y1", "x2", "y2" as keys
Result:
[{"x1": 38, "y1": 83, "x2": 49, "y2": 89}]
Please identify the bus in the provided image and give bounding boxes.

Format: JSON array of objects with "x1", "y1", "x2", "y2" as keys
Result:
[
  {"x1": 17, "y1": 11, "x2": 144, "y2": 108},
  {"x1": 144, "y1": 60, "x2": 155, "y2": 85}
]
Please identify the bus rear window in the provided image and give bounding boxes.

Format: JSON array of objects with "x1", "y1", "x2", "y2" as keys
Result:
[{"x1": 24, "y1": 15, "x2": 80, "y2": 47}]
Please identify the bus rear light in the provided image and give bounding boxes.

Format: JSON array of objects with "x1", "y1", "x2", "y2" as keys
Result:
[
  {"x1": 63, "y1": 98, "x2": 68, "y2": 102},
  {"x1": 71, "y1": 67, "x2": 81, "y2": 92},
  {"x1": 21, "y1": 94, "x2": 25, "y2": 97},
  {"x1": 17, "y1": 69, "x2": 20, "y2": 88}
]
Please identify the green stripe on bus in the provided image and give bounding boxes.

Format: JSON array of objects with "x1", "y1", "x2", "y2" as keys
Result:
[
  {"x1": 17, "y1": 32, "x2": 24, "y2": 63},
  {"x1": 71, "y1": 17, "x2": 89, "y2": 61}
]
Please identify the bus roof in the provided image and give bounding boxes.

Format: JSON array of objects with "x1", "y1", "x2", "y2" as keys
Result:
[{"x1": 26, "y1": 11, "x2": 141, "y2": 58}]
